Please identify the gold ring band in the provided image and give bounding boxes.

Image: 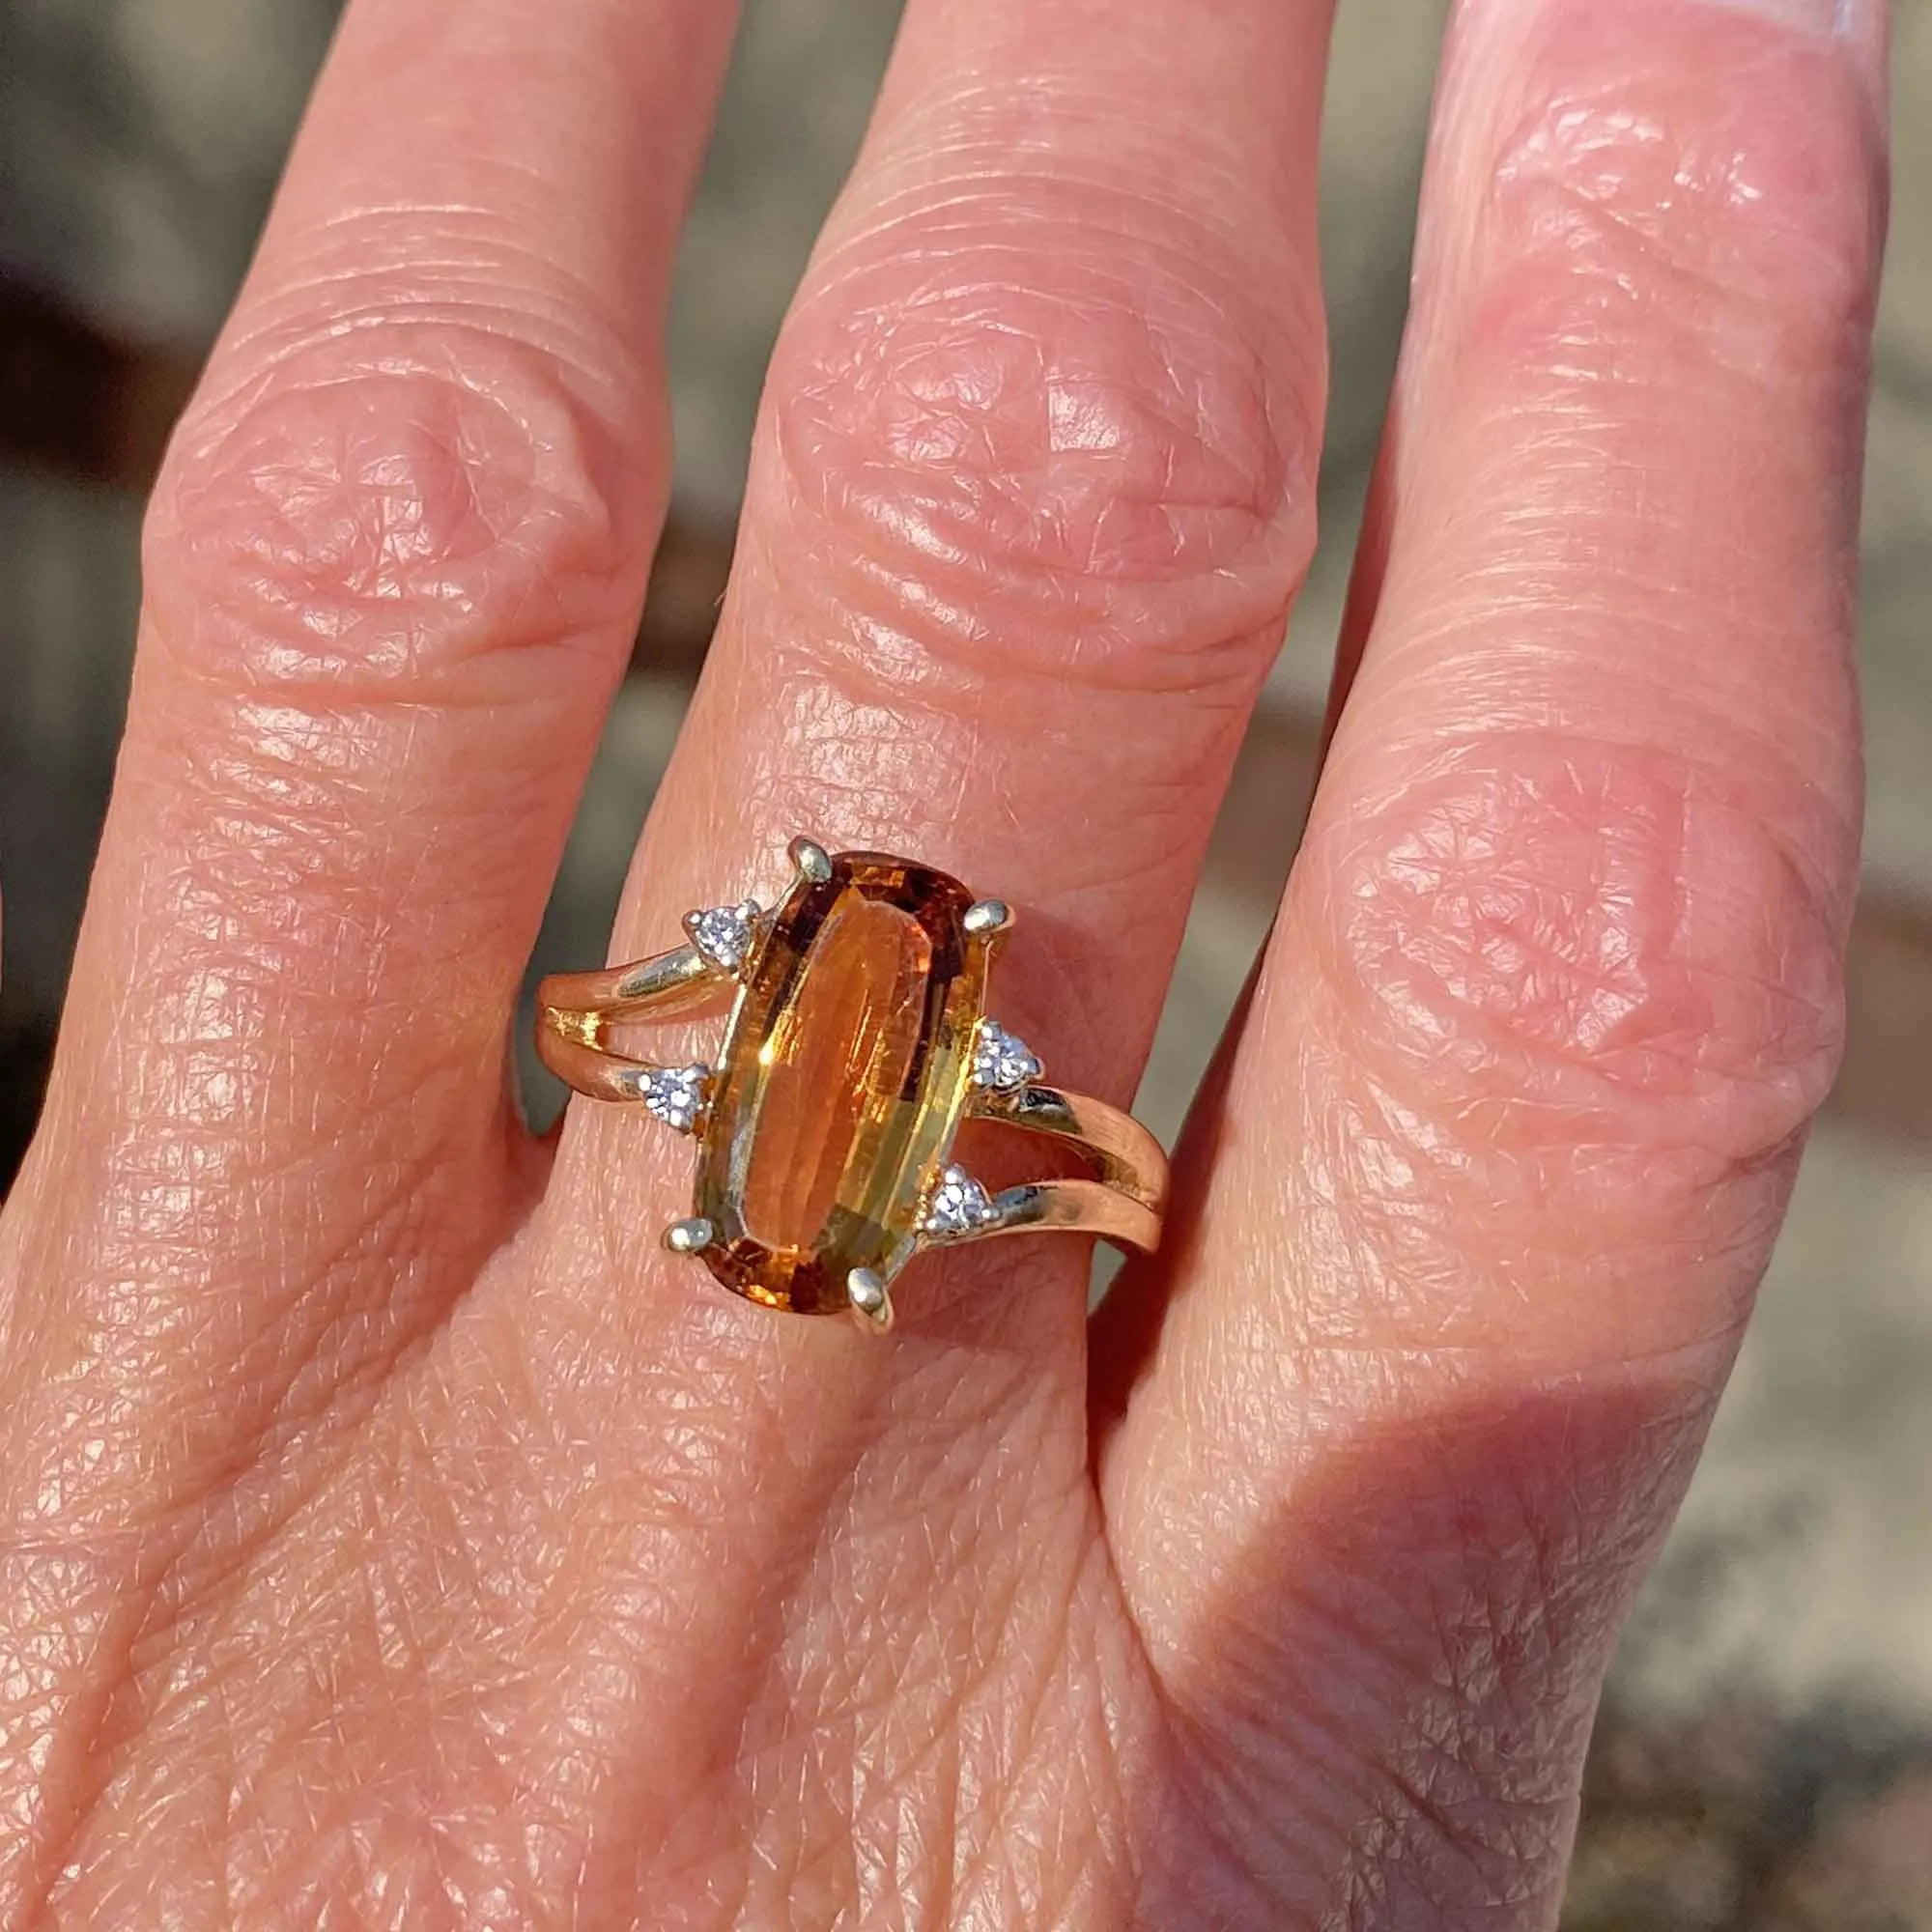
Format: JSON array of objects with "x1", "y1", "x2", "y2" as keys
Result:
[{"x1": 535, "y1": 838, "x2": 1169, "y2": 1332}]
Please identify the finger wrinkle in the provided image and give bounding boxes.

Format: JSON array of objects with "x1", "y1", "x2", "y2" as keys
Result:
[
  {"x1": 747, "y1": 654, "x2": 1216, "y2": 906},
  {"x1": 1129, "y1": 1382, "x2": 1708, "y2": 1925},
  {"x1": 739, "y1": 1452, "x2": 1127, "y2": 1930},
  {"x1": 151, "y1": 320, "x2": 648, "y2": 705},
  {"x1": 213, "y1": 207, "x2": 645, "y2": 412},
  {"x1": 1312, "y1": 730, "x2": 1845, "y2": 1163},
  {"x1": 1440, "y1": 0, "x2": 1884, "y2": 392},
  {"x1": 132, "y1": 695, "x2": 556, "y2": 980},
  {"x1": 1376, "y1": 570, "x2": 1861, "y2": 816},
  {"x1": 769, "y1": 185, "x2": 1317, "y2": 701},
  {"x1": 868, "y1": 72, "x2": 1305, "y2": 259},
  {"x1": 1229, "y1": 728, "x2": 1844, "y2": 1372},
  {"x1": 1278, "y1": 1031, "x2": 1799, "y2": 1365}
]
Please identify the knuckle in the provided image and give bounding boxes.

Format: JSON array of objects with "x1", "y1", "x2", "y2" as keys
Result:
[
  {"x1": 148, "y1": 289, "x2": 655, "y2": 699},
  {"x1": 1309, "y1": 730, "x2": 1848, "y2": 1180},
  {"x1": 766, "y1": 185, "x2": 1320, "y2": 699},
  {"x1": 1471, "y1": 12, "x2": 1881, "y2": 381}
]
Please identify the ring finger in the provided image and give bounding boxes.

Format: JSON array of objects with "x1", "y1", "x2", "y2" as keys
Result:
[
  {"x1": 537, "y1": 0, "x2": 1336, "y2": 1374},
  {"x1": 475, "y1": 0, "x2": 1336, "y2": 1900}
]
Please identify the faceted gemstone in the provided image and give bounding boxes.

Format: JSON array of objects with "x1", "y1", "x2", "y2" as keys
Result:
[
  {"x1": 695, "y1": 853, "x2": 986, "y2": 1314},
  {"x1": 972, "y1": 1019, "x2": 1041, "y2": 1092},
  {"x1": 923, "y1": 1163, "x2": 998, "y2": 1236},
  {"x1": 639, "y1": 1064, "x2": 708, "y2": 1134},
  {"x1": 689, "y1": 899, "x2": 758, "y2": 972}
]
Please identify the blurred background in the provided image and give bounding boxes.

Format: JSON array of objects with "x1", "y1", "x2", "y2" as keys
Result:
[{"x1": 2, "y1": 1, "x2": 1928, "y2": 1920}]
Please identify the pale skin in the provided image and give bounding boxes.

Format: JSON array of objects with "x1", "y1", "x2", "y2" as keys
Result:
[{"x1": 0, "y1": 0, "x2": 1891, "y2": 1922}]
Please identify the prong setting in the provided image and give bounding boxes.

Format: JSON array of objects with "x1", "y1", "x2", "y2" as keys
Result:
[
  {"x1": 963, "y1": 898, "x2": 1012, "y2": 939},
  {"x1": 540, "y1": 841, "x2": 1169, "y2": 1315},
  {"x1": 973, "y1": 1019, "x2": 1042, "y2": 1092},
  {"x1": 630, "y1": 1063, "x2": 710, "y2": 1133},
  {"x1": 685, "y1": 900, "x2": 760, "y2": 974},
  {"x1": 788, "y1": 836, "x2": 835, "y2": 884},
  {"x1": 664, "y1": 1217, "x2": 716, "y2": 1256},
  {"x1": 923, "y1": 1163, "x2": 1000, "y2": 1237},
  {"x1": 847, "y1": 1267, "x2": 894, "y2": 1333}
]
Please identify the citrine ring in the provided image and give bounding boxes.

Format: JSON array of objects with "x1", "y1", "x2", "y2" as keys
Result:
[{"x1": 535, "y1": 838, "x2": 1169, "y2": 1333}]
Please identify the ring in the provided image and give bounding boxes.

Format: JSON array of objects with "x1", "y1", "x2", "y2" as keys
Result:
[{"x1": 535, "y1": 838, "x2": 1169, "y2": 1333}]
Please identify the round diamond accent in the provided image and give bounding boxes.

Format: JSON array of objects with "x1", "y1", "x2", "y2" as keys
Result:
[
  {"x1": 973, "y1": 1019, "x2": 1042, "y2": 1091},
  {"x1": 639, "y1": 1065, "x2": 709, "y2": 1134},
  {"x1": 923, "y1": 1163, "x2": 999, "y2": 1236},
  {"x1": 689, "y1": 900, "x2": 759, "y2": 972}
]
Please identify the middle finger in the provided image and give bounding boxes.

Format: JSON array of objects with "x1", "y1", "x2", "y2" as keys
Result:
[
  {"x1": 498, "y1": 0, "x2": 1334, "y2": 1895},
  {"x1": 547, "y1": 0, "x2": 1335, "y2": 1360}
]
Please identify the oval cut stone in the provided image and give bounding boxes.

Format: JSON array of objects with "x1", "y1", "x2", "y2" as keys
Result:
[{"x1": 696, "y1": 852, "x2": 985, "y2": 1313}]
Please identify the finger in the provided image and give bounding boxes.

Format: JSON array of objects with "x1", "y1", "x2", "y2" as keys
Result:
[
  {"x1": 566, "y1": 0, "x2": 1330, "y2": 1226},
  {"x1": 1097, "y1": 0, "x2": 1887, "y2": 1914},
  {"x1": 13, "y1": 0, "x2": 732, "y2": 1319},
  {"x1": 558, "y1": 5, "x2": 1333, "y2": 1335},
  {"x1": 0, "y1": 0, "x2": 731, "y2": 1878},
  {"x1": 411, "y1": 0, "x2": 1331, "y2": 1901},
  {"x1": 544, "y1": 7, "x2": 1331, "y2": 1342}
]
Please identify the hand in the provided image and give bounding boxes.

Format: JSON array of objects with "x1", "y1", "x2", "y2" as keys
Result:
[{"x1": 0, "y1": 0, "x2": 1889, "y2": 1922}]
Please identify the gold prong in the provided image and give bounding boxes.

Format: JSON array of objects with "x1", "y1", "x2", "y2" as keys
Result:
[
  {"x1": 664, "y1": 1217, "x2": 715, "y2": 1256},
  {"x1": 788, "y1": 837, "x2": 834, "y2": 884},
  {"x1": 846, "y1": 1267, "x2": 894, "y2": 1334},
  {"x1": 963, "y1": 898, "x2": 1012, "y2": 939}
]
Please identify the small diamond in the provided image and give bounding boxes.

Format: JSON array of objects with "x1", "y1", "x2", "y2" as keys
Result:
[
  {"x1": 973, "y1": 1019, "x2": 1042, "y2": 1091},
  {"x1": 923, "y1": 1163, "x2": 999, "y2": 1236},
  {"x1": 688, "y1": 900, "x2": 759, "y2": 972},
  {"x1": 639, "y1": 1064, "x2": 708, "y2": 1134}
]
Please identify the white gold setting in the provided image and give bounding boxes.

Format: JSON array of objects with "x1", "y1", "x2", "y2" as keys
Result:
[
  {"x1": 847, "y1": 1266, "x2": 894, "y2": 1333},
  {"x1": 973, "y1": 1019, "x2": 1042, "y2": 1092},
  {"x1": 962, "y1": 899, "x2": 1012, "y2": 938},
  {"x1": 663, "y1": 1216, "x2": 716, "y2": 1255},
  {"x1": 684, "y1": 900, "x2": 760, "y2": 973},
  {"x1": 923, "y1": 1163, "x2": 1000, "y2": 1236},
  {"x1": 638, "y1": 1064, "x2": 709, "y2": 1134},
  {"x1": 787, "y1": 836, "x2": 835, "y2": 884}
]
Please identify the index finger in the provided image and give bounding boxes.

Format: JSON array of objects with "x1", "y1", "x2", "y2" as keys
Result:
[{"x1": 0, "y1": 14, "x2": 735, "y2": 1891}]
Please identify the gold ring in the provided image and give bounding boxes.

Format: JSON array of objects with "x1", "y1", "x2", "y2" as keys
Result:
[{"x1": 535, "y1": 838, "x2": 1168, "y2": 1333}]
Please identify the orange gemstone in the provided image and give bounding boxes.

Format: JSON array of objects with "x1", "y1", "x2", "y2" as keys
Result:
[{"x1": 696, "y1": 853, "x2": 985, "y2": 1314}]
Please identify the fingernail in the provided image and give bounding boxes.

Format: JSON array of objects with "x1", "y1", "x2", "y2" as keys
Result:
[
  {"x1": 1699, "y1": 0, "x2": 1876, "y2": 35},
  {"x1": 1698, "y1": 0, "x2": 1890, "y2": 116},
  {"x1": 1827, "y1": 0, "x2": 1888, "y2": 38}
]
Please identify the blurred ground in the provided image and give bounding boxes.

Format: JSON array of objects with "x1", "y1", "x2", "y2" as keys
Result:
[{"x1": 3, "y1": 2, "x2": 1930, "y2": 1921}]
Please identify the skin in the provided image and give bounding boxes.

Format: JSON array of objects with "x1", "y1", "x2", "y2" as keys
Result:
[{"x1": 0, "y1": 0, "x2": 1890, "y2": 1923}]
